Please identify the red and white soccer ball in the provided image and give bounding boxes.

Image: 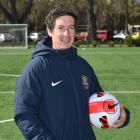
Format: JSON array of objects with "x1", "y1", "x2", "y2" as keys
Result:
[{"x1": 89, "y1": 92, "x2": 120, "y2": 128}]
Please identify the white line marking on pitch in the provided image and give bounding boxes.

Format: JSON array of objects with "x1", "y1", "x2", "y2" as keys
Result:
[
  {"x1": 0, "y1": 73, "x2": 20, "y2": 77},
  {"x1": 0, "y1": 119, "x2": 14, "y2": 124},
  {"x1": 0, "y1": 91, "x2": 15, "y2": 94},
  {"x1": 108, "y1": 91, "x2": 140, "y2": 94}
]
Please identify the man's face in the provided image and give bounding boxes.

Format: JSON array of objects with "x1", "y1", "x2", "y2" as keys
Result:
[{"x1": 48, "y1": 15, "x2": 75, "y2": 49}]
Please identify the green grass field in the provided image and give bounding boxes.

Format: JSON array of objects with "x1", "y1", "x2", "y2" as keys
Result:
[{"x1": 0, "y1": 47, "x2": 140, "y2": 140}]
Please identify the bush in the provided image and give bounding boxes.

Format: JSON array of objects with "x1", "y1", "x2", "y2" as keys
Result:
[
  {"x1": 92, "y1": 40, "x2": 98, "y2": 47},
  {"x1": 73, "y1": 40, "x2": 83, "y2": 47},
  {"x1": 73, "y1": 40, "x2": 91, "y2": 47},
  {"x1": 124, "y1": 35, "x2": 133, "y2": 47},
  {"x1": 107, "y1": 41, "x2": 115, "y2": 47},
  {"x1": 132, "y1": 39, "x2": 140, "y2": 46}
]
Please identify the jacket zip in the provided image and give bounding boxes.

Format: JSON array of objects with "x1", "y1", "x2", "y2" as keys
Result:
[{"x1": 65, "y1": 59, "x2": 83, "y2": 140}]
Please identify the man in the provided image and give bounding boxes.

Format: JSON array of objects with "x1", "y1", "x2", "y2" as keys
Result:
[{"x1": 14, "y1": 2, "x2": 129, "y2": 140}]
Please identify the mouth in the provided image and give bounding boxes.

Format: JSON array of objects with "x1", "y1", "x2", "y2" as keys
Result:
[{"x1": 63, "y1": 39, "x2": 71, "y2": 44}]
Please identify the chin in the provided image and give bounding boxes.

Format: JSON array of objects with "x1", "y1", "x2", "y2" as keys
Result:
[
  {"x1": 62, "y1": 43, "x2": 72, "y2": 49},
  {"x1": 65, "y1": 44, "x2": 72, "y2": 48}
]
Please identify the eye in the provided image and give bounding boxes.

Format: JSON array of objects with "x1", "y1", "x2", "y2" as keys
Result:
[
  {"x1": 57, "y1": 25, "x2": 75, "y2": 32},
  {"x1": 69, "y1": 26, "x2": 75, "y2": 30},
  {"x1": 57, "y1": 26, "x2": 65, "y2": 31}
]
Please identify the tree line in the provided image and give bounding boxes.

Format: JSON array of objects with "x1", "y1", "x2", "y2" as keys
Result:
[{"x1": 0, "y1": 0, "x2": 140, "y2": 40}]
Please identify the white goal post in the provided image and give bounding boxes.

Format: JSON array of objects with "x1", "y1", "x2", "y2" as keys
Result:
[{"x1": 0, "y1": 24, "x2": 28, "y2": 48}]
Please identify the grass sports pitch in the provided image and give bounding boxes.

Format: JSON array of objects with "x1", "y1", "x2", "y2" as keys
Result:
[{"x1": 0, "y1": 47, "x2": 140, "y2": 140}]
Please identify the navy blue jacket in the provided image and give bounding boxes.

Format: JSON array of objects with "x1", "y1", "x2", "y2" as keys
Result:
[{"x1": 14, "y1": 39, "x2": 103, "y2": 140}]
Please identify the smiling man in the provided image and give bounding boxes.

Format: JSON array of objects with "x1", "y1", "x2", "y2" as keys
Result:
[
  {"x1": 14, "y1": 2, "x2": 129, "y2": 140},
  {"x1": 47, "y1": 15, "x2": 75, "y2": 49}
]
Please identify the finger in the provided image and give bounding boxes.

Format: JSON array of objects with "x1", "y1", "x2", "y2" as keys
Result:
[{"x1": 111, "y1": 120, "x2": 124, "y2": 128}]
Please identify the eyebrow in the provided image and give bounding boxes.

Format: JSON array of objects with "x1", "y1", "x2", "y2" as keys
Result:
[{"x1": 56, "y1": 25, "x2": 75, "y2": 28}]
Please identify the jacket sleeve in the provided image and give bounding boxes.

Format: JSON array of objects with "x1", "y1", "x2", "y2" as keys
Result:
[
  {"x1": 89, "y1": 65, "x2": 103, "y2": 95},
  {"x1": 14, "y1": 63, "x2": 54, "y2": 140}
]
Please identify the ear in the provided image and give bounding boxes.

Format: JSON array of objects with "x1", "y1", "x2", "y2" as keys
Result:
[{"x1": 47, "y1": 27, "x2": 52, "y2": 37}]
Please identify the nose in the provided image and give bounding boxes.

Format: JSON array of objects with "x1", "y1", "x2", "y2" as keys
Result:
[{"x1": 63, "y1": 28, "x2": 70, "y2": 36}]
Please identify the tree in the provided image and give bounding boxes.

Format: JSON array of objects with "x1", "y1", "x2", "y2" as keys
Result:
[
  {"x1": 95, "y1": 0, "x2": 108, "y2": 29},
  {"x1": 0, "y1": 0, "x2": 33, "y2": 23},
  {"x1": 128, "y1": 0, "x2": 140, "y2": 25},
  {"x1": 87, "y1": 0, "x2": 97, "y2": 40},
  {"x1": 95, "y1": 0, "x2": 130, "y2": 32}
]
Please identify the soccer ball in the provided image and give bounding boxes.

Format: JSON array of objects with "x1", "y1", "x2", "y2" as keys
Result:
[{"x1": 89, "y1": 92, "x2": 120, "y2": 128}]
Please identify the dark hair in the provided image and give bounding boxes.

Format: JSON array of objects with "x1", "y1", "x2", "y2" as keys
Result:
[{"x1": 45, "y1": 2, "x2": 78, "y2": 30}]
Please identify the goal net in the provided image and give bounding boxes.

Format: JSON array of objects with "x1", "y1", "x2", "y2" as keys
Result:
[{"x1": 0, "y1": 24, "x2": 28, "y2": 48}]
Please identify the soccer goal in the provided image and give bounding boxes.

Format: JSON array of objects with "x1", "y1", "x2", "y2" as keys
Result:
[{"x1": 0, "y1": 24, "x2": 28, "y2": 48}]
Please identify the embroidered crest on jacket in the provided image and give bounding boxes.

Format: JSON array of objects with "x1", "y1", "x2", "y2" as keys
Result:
[{"x1": 81, "y1": 75, "x2": 89, "y2": 90}]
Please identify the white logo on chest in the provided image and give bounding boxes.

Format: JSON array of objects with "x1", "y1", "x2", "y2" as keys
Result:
[{"x1": 51, "y1": 80, "x2": 63, "y2": 86}]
